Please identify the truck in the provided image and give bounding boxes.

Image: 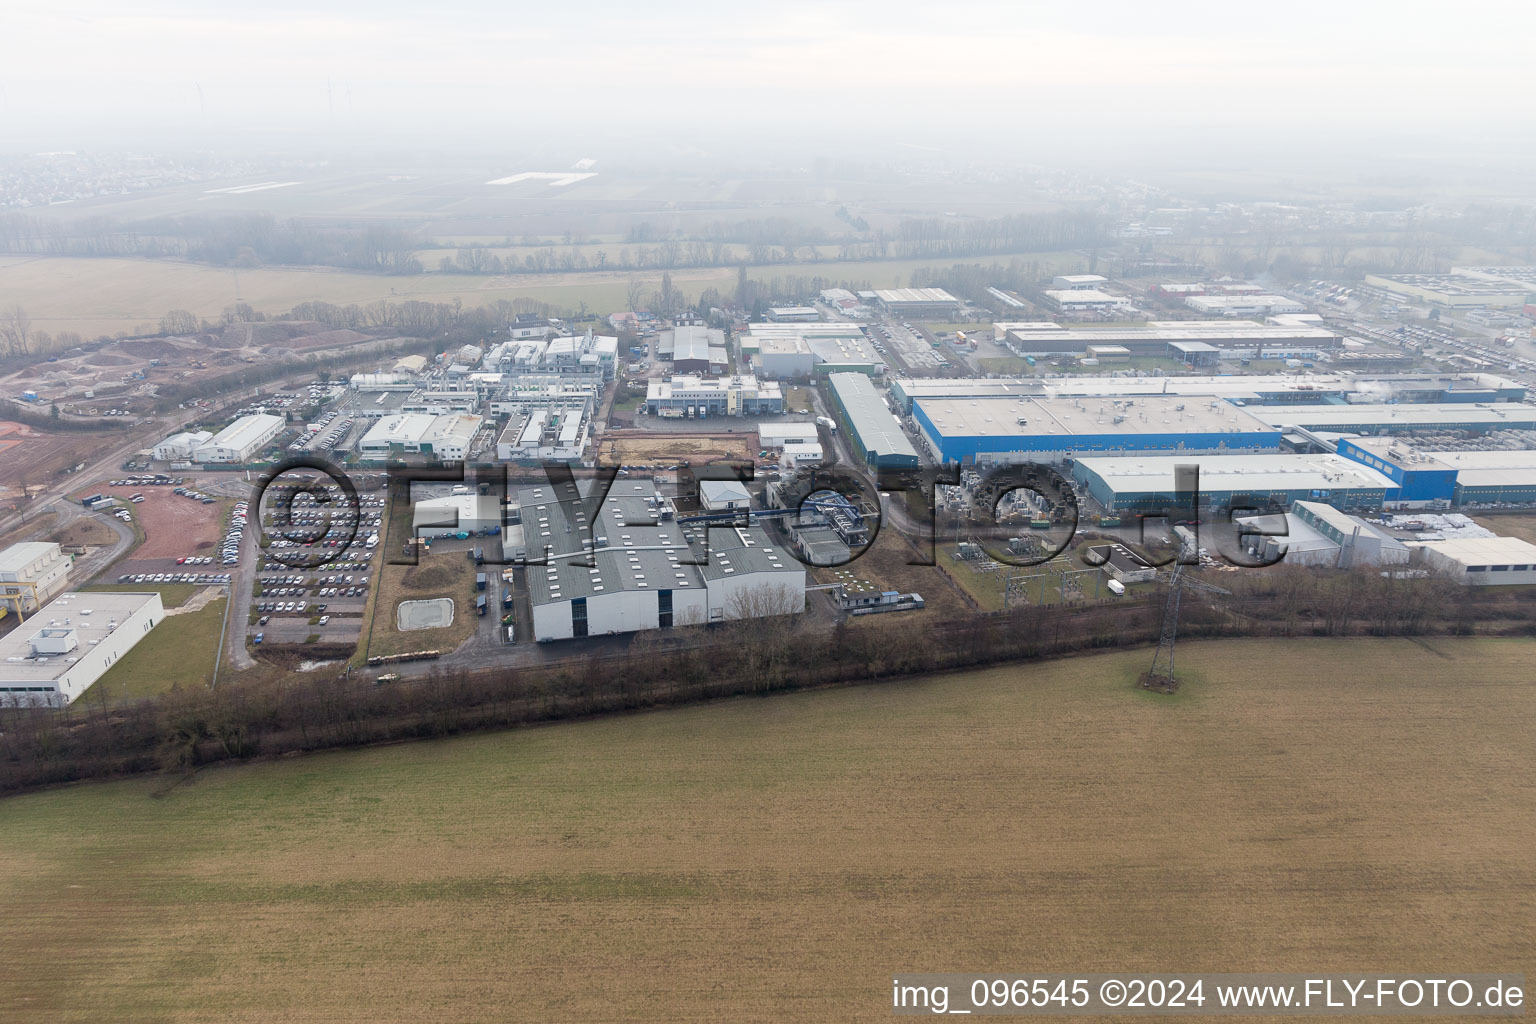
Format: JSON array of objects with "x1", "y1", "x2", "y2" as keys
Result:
[
  {"x1": 1106, "y1": 579, "x2": 1126, "y2": 597},
  {"x1": 475, "y1": 572, "x2": 487, "y2": 592},
  {"x1": 475, "y1": 595, "x2": 487, "y2": 616}
]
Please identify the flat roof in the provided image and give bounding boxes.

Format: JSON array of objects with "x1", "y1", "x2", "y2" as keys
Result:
[
  {"x1": 0, "y1": 591, "x2": 160, "y2": 684},
  {"x1": 874, "y1": 287, "x2": 960, "y2": 304},
  {"x1": 1414, "y1": 536, "x2": 1536, "y2": 564},
  {"x1": 1044, "y1": 289, "x2": 1122, "y2": 304},
  {"x1": 1077, "y1": 453, "x2": 1396, "y2": 493},
  {"x1": 1005, "y1": 320, "x2": 1341, "y2": 345},
  {"x1": 828, "y1": 372, "x2": 918, "y2": 461},
  {"x1": 1250, "y1": 404, "x2": 1536, "y2": 430},
  {"x1": 205, "y1": 413, "x2": 282, "y2": 451},
  {"x1": 916, "y1": 394, "x2": 1275, "y2": 439},
  {"x1": 516, "y1": 479, "x2": 797, "y2": 607}
]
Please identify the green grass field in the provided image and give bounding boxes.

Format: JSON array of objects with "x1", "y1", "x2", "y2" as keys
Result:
[
  {"x1": 81, "y1": 582, "x2": 198, "y2": 609},
  {"x1": 2, "y1": 637, "x2": 1533, "y2": 1022},
  {"x1": 77, "y1": 596, "x2": 226, "y2": 702}
]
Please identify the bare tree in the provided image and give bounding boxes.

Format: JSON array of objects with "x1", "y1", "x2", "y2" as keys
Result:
[{"x1": 625, "y1": 277, "x2": 647, "y2": 313}]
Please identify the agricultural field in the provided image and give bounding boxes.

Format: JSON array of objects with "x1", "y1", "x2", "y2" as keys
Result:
[
  {"x1": 1, "y1": 637, "x2": 1532, "y2": 1021},
  {"x1": 0, "y1": 251, "x2": 1067, "y2": 339}
]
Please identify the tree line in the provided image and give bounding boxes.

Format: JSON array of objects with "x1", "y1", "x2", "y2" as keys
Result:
[{"x1": 2, "y1": 563, "x2": 1532, "y2": 796}]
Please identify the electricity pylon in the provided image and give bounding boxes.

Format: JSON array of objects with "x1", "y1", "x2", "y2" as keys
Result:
[{"x1": 1144, "y1": 563, "x2": 1231, "y2": 692}]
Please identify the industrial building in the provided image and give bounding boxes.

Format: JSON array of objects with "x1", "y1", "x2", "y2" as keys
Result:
[
  {"x1": 766, "y1": 306, "x2": 822, "y2": 322},
  {"x1": 827, "y1": 372, "x2": 919, "y2": 469},
  {"x1": 871, "y1": 288, "x2": 962, "y2": 318},
  {"x1": 0, "y1": 542, "x2": 73, "y2": 615},
  {"x1": 1248, "y1": 404, "x2": 1536, "y2": 435},
  {"x1": 1041, "y1": 289, "x2": 1127, "y2": 314},
  {"x1": 0, "y1": 591, "x2": 163, "y2": 705},
  {"x1": 645, "y1": 375, "x2": 784, "y2": 418},
  {"x1": 745, "y1": 323, "x2": 884, "y2": 377},
  {"x1": 1335, "y1": 437, "x2": 1536, "y2": 507},
  {"x1": 488, "y1": 380, "x2": 602, "y2": 417},
  {"x1": 1364, "y1": 273, "x2": 1530, "y2": 309},
  {"x1": 1073, "y1": 453, "x2": 1397, "y2": 512},
  {"x1": 753, "y1": 335, "x2": 816, "y2": 378},
  {"x1": 192, "y1": 414, "x2": 284, "y2": 463},
  {"x1": 1052, "y1": 274, "x2": 1109, "y2": 290},
  {"x1": 999, "y1": 319, "x2": 1342, "y2": 357},
  {"x1": 659, "y1": 327, "x2": 728, "y2": 374},
  {"x1": 1185, "y1": 294, "x2": 1306, "y2": 316},
  {"x1": 699, "y1": 480, "x2": 752, "y2": 511},
  {"x1": 151, "y1": 430, "x2": 212, "y2": 462},
  {"x1": 758, "y1": 423, "x2": 819, "y2": 447},
  {"x1": 912, "y1": 394, "x2": 1280, "y2": 466},
  {"x1": 1413, "y1": 537, "x2": 1536, "y2": 584},
  {"x1": 483, "y1": 330, "x2": 617, "y2": 381},
  {"x1": 357, "y1": 413, "x2": 485, "y2": 461},
  {"x1": 889, "y1": 372, "x2": 1524, "y2": 417},
  {"x1": 1238, "y1": 501, "x2": 1411, "y2": 568},
  {"x1": 413, "y1": 494, "x2": 505, "y2": 539},
  {"x1": 495, "y1": 404, "x2": 591, "y2": 462},
  {"x1": 516, "y1": 479, "x2": 805, "y2": 641}
]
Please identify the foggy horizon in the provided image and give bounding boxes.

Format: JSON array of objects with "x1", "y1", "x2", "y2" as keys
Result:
[{"x1": 6, "y1": 0, "x2": 1536, "y2": 178}]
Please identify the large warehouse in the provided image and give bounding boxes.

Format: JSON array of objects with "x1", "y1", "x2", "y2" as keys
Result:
[
  {"x1": 885, "y1": 372, "x2": 1524, "y2": 416},
  {"x1": 1363, "y1": 273, "x2": 1530, "y2": 308},
  {"x1": 1073, "y1": 453, "x2": 1397, "y2": 512},
  {"x1": 0, "y1": 591, "x2": 163, "y2": 705},
  {"x1": 827, "y1": 372, "x2": 919, "y2": 469},
  {"x1": 193, "y1": 414, "x2": 284, "y2": 463},
  {"x1": 999, "y1": 319, "x2": 1342, "y2": 357},
  {"x1": 911, "y1": 395, "x2": 1280, "y2": 466},
  {"x1": 1247, "y1": 404, "x2": 1536, "y2": 435},
  {"x1": 872, "y1": 288, "x2": 963, "y2": 318},
  {"x1": 1336, "y1": 437, "x2": 1536, "y2": 506},
  {"x1": 516, "y1": 479, "x2": 805, "y2": 641}
]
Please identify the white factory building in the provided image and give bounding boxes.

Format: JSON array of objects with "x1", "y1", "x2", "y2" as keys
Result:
[
  {"x1": 0, "y1": 591, "x2": 163, "y2": 705},
  {"x1": 1186, "y1": 294, "x2": 1306, "y2": 316},
  {"x1": 1041, "y1": 289, "x2": 1129, "y2": 314},
  {"x1": 358, "y1": 413, "x2": 485, "y2": 461},
  {"x1": 514, "y1": 479, "x2": 805, "y2": 642},
  {"x1": 1411, "y1": 537, "x2": 1536, "y2": 585},
  {"x1": 151, "y1": 430, "x2": 213, "y2": 462},
  {"x1": 413, "y1": 494, "x2": 505, "y2": 539},
  {"x1": 193, "y1": 414, "x2": 284, "y2": 463},
  {"x1": 0, "y1": 542, "x2": 74, "y2": 615},
  {"x1": 1052, "y1": 274, "x2": 1109, "y2": 290}
]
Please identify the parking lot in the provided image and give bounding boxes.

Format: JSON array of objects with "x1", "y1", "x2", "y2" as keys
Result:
[
  {"x1": 870, "y1": 319, "x2": 947, "y2": 372},
  {"x1": 248, "y1": 479, "x2": 384, "y2": 649}
]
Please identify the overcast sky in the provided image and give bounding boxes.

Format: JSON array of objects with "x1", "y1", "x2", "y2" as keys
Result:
[{"x1": 6, "y1": 0, "x2": 1535, "y2": 168}]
